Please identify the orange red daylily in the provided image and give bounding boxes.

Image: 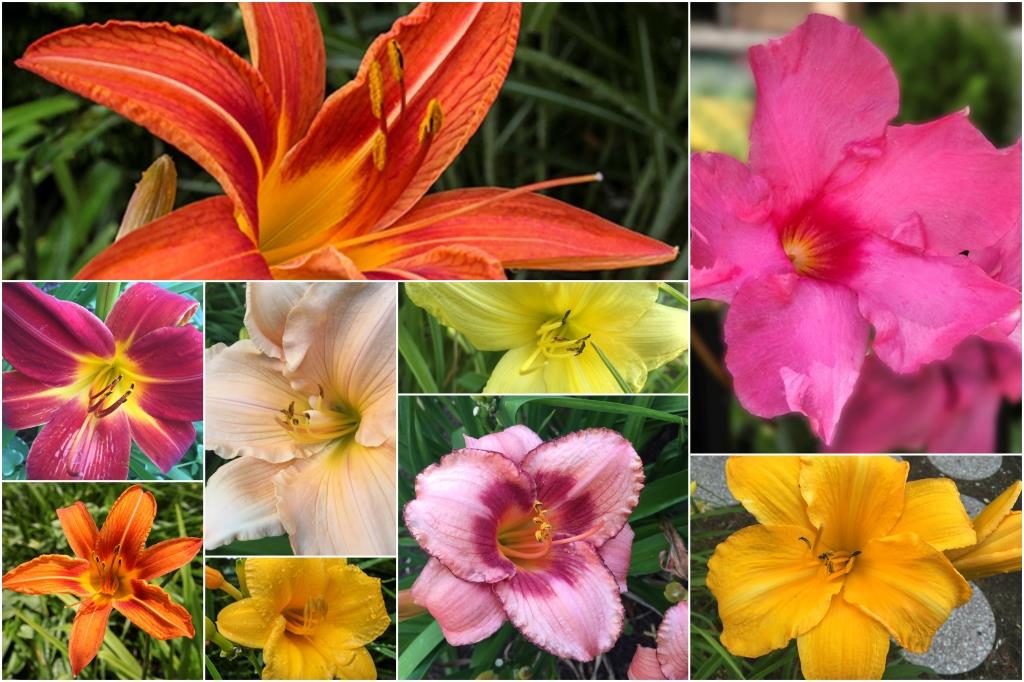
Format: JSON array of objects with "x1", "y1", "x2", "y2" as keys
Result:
[
  {"x1": 1, "y1": 486, "x2": 201, "y2": 676},
  {"x1": 18, "y1": 2, "x2": 677, "y2": 280}
]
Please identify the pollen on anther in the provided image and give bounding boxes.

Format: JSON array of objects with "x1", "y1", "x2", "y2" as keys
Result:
[
  {"x1": 418, "y1": 99, "x2": 444, "y2": 143},
  {"x1": 368, "y1": 61, "x2": 385, "y2": 119},
  {"x1": 387, "y1": 39, "x2": 404, "y2": 82},
  {"x1": 372, "y1": 131, "x2": 387, "y2": 171}
]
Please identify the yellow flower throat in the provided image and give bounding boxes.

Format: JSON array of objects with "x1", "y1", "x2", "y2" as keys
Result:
[
  {"x1": 283, "y1": 597, "x2": 328, "y2": 636},
  {"x1": 519, "y1": 310, "x2": 592, "y2": 375},
  {"x1": 798, "y1": 526, "x2": 861, "y2": 581},
  {"x1": 276, "y1": 387, "x2": 359, "y2": 445}
]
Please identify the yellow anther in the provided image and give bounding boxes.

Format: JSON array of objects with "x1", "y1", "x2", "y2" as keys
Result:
[
  {"x1": 368, "y1": 61, "x2": 384, "y2": 119},
  {"x1": 418, "y1": 99, "x2": 444, "y2": 143},
  {"x1": 371, "y1": 131, "x2": 387, "y2": 171},
  {"x1": 387, "y1": 39, "x2": 404, "y2": 82}
]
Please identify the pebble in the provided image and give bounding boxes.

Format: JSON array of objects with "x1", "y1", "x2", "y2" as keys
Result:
[
  {"x1": 929, "y1": 455, "x2": 1002, "y2": 480},
  {"x1": 904, "y1": 583, "x2": 996, "y2": 675}
]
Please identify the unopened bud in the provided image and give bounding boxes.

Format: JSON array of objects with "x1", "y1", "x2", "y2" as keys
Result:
[{"x1": 117, "y1": 154, "x2": 176, "y2": 240}]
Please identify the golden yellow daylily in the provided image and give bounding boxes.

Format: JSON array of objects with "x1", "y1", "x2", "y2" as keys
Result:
[
  {"x1": 404, "y1": 282, "x2": 688, "y2": 393},
  {"x1": 216, "y1": 558, "x2": 390, "y2": 680},
  {"x1": 946, "y1": 480, "x2": 1022, "y2": 581},
  {"x1": 707, "y1": 456, "x2": 975, "y2": 680}
]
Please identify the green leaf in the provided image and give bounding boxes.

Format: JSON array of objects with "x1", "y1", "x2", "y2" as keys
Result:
[
  {"x1": 591, "y1": 341, "x2": 634, "y2": 392},
  {"x1": 397, "y1": 620, "x2": 444, "y2": 679},
  {"x1": 631, "y1": 471, "x2": 688, "y2": 520}
]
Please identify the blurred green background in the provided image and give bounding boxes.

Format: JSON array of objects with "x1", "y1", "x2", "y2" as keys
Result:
[
  {"x1": 1, "y1": 282, "x2": 204, "y2": 480},
  {"x1": 1, "y1": 482, "x2": 203, "y2": 680},
  {"x1": 397, "y1": 282, "x2": 690, "y2": 394},
  {"x1": 689, "y1": 2, "x2": 1022, "y2": 453},
  {"x1": 204, "y1": 557, "x2": 397, "y2": 680},
  {"x1": 397, "y1": 395, "x2": 687, "y2": 680},
  {"x1": 2, "y1": 2, "x2": 687, "y2": 280}
]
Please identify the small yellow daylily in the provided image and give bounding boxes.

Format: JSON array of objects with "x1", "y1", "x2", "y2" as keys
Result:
[
  {"x1": 708, "y1": 456, "x2": 977, "y2": 680},
  {"x1": 946, "y1": 480, "x2": 1022, "y2": 581},
  {"x1": 404, "y1": 282, "x2": 688, "y2": 393},
  {"x1": 216, "y1": 558, "x2": 390, "y2": 680}
]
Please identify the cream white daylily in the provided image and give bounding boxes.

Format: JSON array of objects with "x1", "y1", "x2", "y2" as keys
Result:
[
  {"x1": 205, "y1": 282, "x2": 396, "y2": 555},
  {"x1": 405, "y1": 282, "x2": 689, "y2": 393}
]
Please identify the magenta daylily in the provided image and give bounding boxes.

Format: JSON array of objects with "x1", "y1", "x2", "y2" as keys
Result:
[
  {"x1": 2, "y1": 283, "x2": 202, "y2": 479},
  {"x1": 405, "y1": 425, "x2": 642, "y2": 661},
  {"x1": 691, "y1": 14, "x2": 1022, "y2": 444},
  {"x1": 628, "y1": 601, "x2": 688, "y2": 680}
]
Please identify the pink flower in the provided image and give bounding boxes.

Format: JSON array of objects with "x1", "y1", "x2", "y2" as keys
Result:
[
  {"x1": 628, "y1": 601, "x2": 688, "y2": 680},
  {"x1": 691, "y1": 14, "x2": 1021, "y2": 444},
  {"x1": 2, "y1": 283, "x2": 202, "y2": 478},
  {"x1": 405, "y1": 425, "x2": 642, "y2": 661}
]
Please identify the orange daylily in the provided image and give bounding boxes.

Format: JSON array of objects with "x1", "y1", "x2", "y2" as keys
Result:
[
  {"x1": 1, "y1": 486, "x2": 201, "y2": 676},
  {"x1": 18, "y1": 2, "x2": 677, "y2": 280}
]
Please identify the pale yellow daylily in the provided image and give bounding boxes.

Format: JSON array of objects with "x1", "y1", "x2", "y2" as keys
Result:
[
  {"x1": 404, "y1": 282, "x2": 688, "y2": 393},
  {"x1": 708, "y1": 456, "x2": 976, "y2": 680},
  {"x1": 204, "y1": 283, "x2": 396, "y2": 555},
  {"x1": 946, "y1": 480, "x2": 1022, "y2": 581},
  {"x1": 216, "y1": 558, "x2": 390, "y2": 680}
]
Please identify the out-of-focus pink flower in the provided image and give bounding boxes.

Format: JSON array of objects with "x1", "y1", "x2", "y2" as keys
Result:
[
  {"x1": 405, "y1": 425, "x2": 642, "y2": 661},
  {"x1": 628, "y1": 601, "x2": 689, "y2": 680},
  {"x1": 691, "y1": 14, "x2": 1021, "y2": 444}
]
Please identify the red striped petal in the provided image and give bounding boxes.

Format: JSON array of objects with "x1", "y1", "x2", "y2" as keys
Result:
[
  {"x1": 257, "y1": 2, "x2": 521, "y2": 263},
  {"x1": 2, "y1": 282, "x2": 114, "y2": 385},
  {"x1": 26, "y1": 397, "x2": 131, "y2": 481},
  {"x1": 17, "y1": 21, "x2": 277, "y2": 233},
  {"x1": 57, "y1": 501, "x2": 100, "y2": 559},
  {"x1": 105, "y1": 283, "x2": 199, "y2": 345},
  {"x1": 126, "y1": 326, "x2": 203, "y2": 423},
  {"x1": 345, "y1": 189, "x2": 679, "y2": 272},
  {"x1": 1, "y1": 554, "x2": 89, "y2": 596},
  {"x1": 76, "y1": 197, "x2": 271, "y2": 280},
  {"x1": 114, "y1": 579, "x2": 195, "y2": 639},
  {"x1": 367, "y1": 244, "x2": 507, "y2": 279},
  {"x1": 2, "y1": 370, "x2": 66, "y2": 429},
  {"x1": 128, "y1": 412, "x2": 196, "y2": 473},
  {"x1": 97, "y1": 485, "x2": 156, "y2": 567},
  {"x1": 69, "y1": 598, "x2": 112, "y2": 676},
  {"x1": 241, "y1": 2, "x2": 325, "y2": 153},
  {"x1": 134, "y1": 537, "x2": 202, "y2": 581}
]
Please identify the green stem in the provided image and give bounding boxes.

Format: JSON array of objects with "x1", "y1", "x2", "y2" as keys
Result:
[
  {"x1": 205, "y1": 617, "x2": 235, "y2": 654},
  {"x1": 94, "y1": 283, "x2": 121, "y2": 321},
  {"x1": 657, "y1": 282, "x2": 689, "y2": 309},
  {"x1": 591, "y1": 342, "x2": 633, "y2": 393}
]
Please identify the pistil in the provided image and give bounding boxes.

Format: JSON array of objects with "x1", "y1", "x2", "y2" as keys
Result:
[{"x1": 519, "y1": 310, "x2": 592, "y2": 375}]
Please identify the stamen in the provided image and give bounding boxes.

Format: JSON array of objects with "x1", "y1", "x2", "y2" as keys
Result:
[
  {"x1": 88, "y1": 375, "x2": 122, "y2": 401},
  {"x1": 94, "y1": 383, "x2": 134, "y2": 419},
  {"x1": 387, "y1": 39, "x2": 406, "y2": 113},
  {"x1": 418, "y1": 99, "x2": 444, "y2": 143},
  {"x1": 372, "y1": 131, "x2": 387, "y2": 171},
  {"x1": 368, "y1": 61, "x2": 385, "y2": 121},
  {"x1": 551, "y1": 523, "x2": 604, "y2": 545}
]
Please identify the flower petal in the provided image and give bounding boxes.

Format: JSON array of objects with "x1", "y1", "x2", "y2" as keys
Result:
[
  {"x1": 628, "y1": 646, "x2": 666, "y2": 680},
  {"x1": 370, "y1": 244, "x2": 507, "y2": 280},
  {"x1": 269, "y1": 244, "x2": 367, "y2": 279},
  {"x1": 335, "y1": 647, "x2": 376, "y2": 681},
  {"x1": 411, "y1": 557, "x2": 505, "y2": 646},
  {"x1": 216, "y1": 600, "x2": 279, "y2": 648},
  {"x1": 837, "y1": 234, "x2": 1021, "y2": 373},
  {"x1": 345, "y1": 190, "x2": 679, "y2": 273},
  {"x1": 76, "y1": 197, "x2": 271, "y2": 280},
  {"x1": 2, "y1": 370, "x2": 66, "y2": 429},
  {"x1": 97, "y1": 484, "x2": 156, "y2": 567},
  {"x1": 261, "y1": 617, "x2": 337, "y2": 680},
  {"x1": 321, "y1": 562, "x2": 392, "y2": 647},
  {"x1": 597, "y1": 523, "x2": 635, "y2": 593},
  {"x1": 281, "y1": 283, "x2": 396, "y2": 449},
  {"x1": 748, "y1": 13, "x2": 897, "y2": 218},
  {"x1": 825, "y1": 111, "x2": 1022, "y2": 256},
  {"x1": 204, "y1": 340, "x2": 308, "y2": 463},
  {"x1": 114, "y1": 579, "x2": 194, "y2": 639},
  {"x1": 482, "y1": 345, "x2": 551, "y2": 393},
  {"x1": 26, "y1": 397, "x2": 131, "y2": 481},
  {"x1": 656, "y1": 601, "x2": 689, "y2": 680},
  {"x1": 972, "y1": 480, "x2": 1021, "y2": 545},
  {"x1": 799, "y1": 456, "x2": 908, "y2": 552},
  {"x1": 493, "y1": 541, "x2": 623, "y2": 662},
  {"x1": 69, "y1": 598, "x2": 112, "y2": 676},
  {"x1": 796, "y1": 596, "x2": 889, "y2": 681},
  {"x1": 540, "y1": 340, "x2": 647, "y2": 393},
  {"x1": 725, "y1": 456, "x2": 813, "y2": 529},
  {"x1": 405, "y1": 282, "x2": 547, "y2": 350},
  {"x1": 616, "y1": 303, "x2": 688, "y2": 370},
  {"x1": 126, "y1": 412, "x2": 195, "y2": 473},
  {"x1": 105, "y1": 282, "x2": 199, "y2": 345},
  {"x1": 842, "y1": 533, "x2": 971, "y2": 652},
  {"x1": 126, "y1": 325, "x2": 203, "y2": 422},
  {"x1": 56, "y1": 501, "x2": 99, "y2": 559},
  {"x1": 275, "y1": 441, "x2": 397, "y2": 555},
  {"x1": 204, "y1": 456, "x2": 289, "y2": 551},
  {"x1": 1, "y1": 554, "x2": 89, "y2": 595},
  {"x1": 889, "y1": 478, "x2": 976, "y2": 552},
  {"x1": 690, "y1": 152, "x2": 789, "y2": 302},
  {"x1": 405, "y1": 448, "x2": 533, "y2": 583},
  {"x1": 948, "y1": 510, "x2": 1021, "y2": 581},
  {"x1": 706, "y1": 524, "x2": 842, "y2": 657},
  {"x1": 18, "y1": 21, "x2": 277, "y2": 233},
  {"x1": 724, "y1": 274, "x2": 869, "y2": 444},
  {"x1": 134, "y1": 537, "x2": 202, "y2": 581},
  {"x1": 464, "y1": 425, "x2": 543, "y2": 466},
  {"x1": 259, "y1": 3, "x2": 521, "y2": 260},
  {"x1": 240, "y1": 2, "x2": 325, "y2": 152},
  {"x1": 244, "y1": 283, "x2": 310, "y2": 359},
  {"x1": 521, "y1": 429, "x2": 643, "y2": 547},
  {"x1": 2, "y1": 282, "x2": 113, "y2": 384}
]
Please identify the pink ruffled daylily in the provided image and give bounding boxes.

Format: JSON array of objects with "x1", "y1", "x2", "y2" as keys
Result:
[
  {"x1": 691, "y1": 14, "x2": 1022, "y2": 444},
  {"x1": 405, "y1": 425, "x2": 642, "y2": 661},
  {"x1": 627, "y1": 601, "x2": 688, "y2": 680},
  {"x1": 2, "y1": 283, "x2": 202, "y2": 478}
]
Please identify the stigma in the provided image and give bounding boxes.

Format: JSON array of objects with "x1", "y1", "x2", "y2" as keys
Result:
[
  {"x1": 519, "y1": 310, "x2": 592, "y2": 375},
  {"x1": 276, "y1": 391, "x2": 359, "y2": 444}
]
